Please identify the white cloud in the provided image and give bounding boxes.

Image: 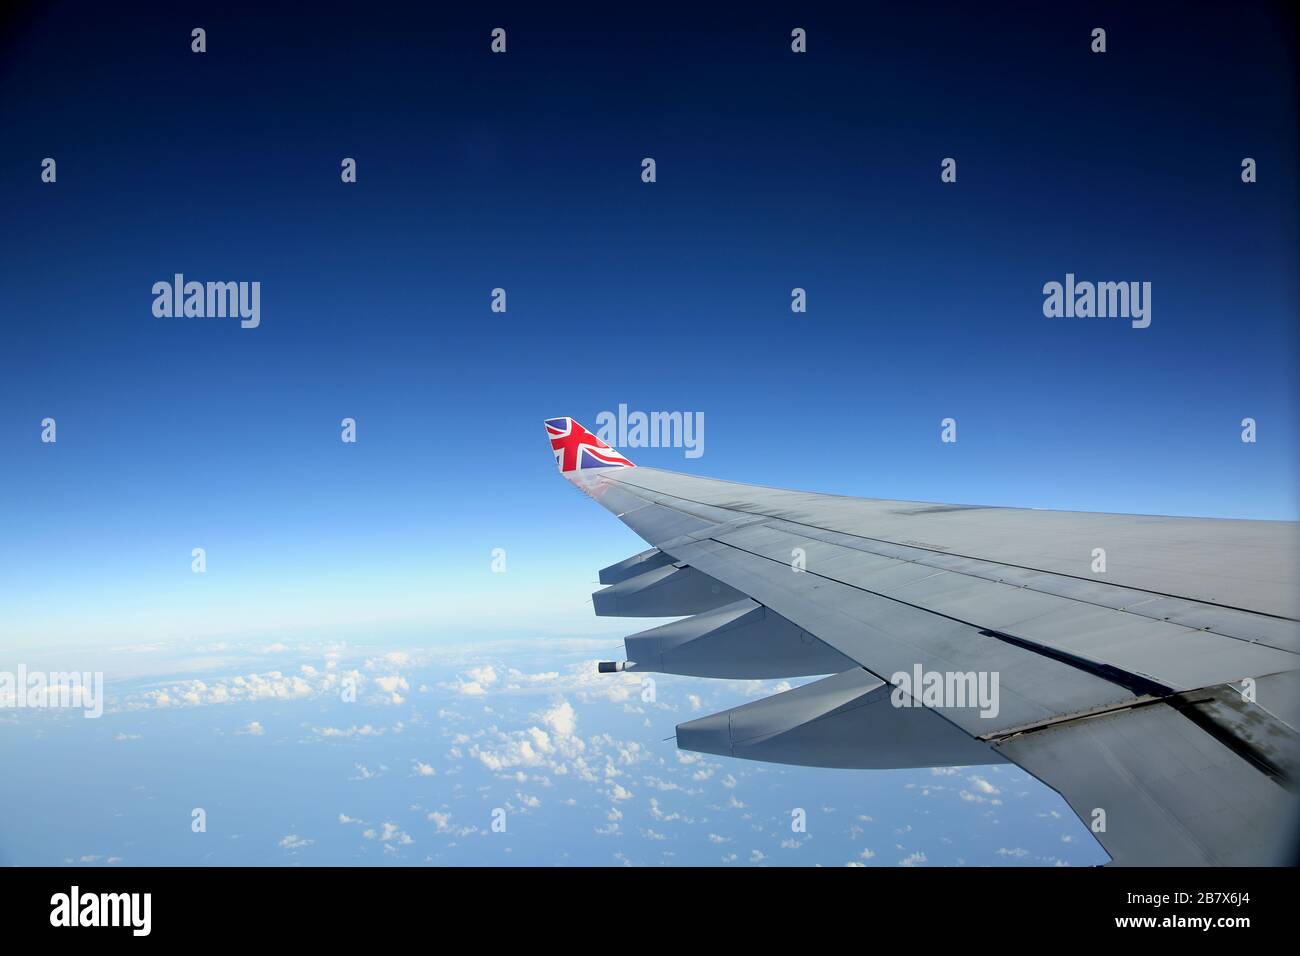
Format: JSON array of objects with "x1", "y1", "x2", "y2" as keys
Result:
[
  {"x1": 608, "y1": 783, "x2": 633, "y2": 802},
  {"x1": 314, "y1": 724, "x2": 383, "y2": 738},
  {"x1": 373, "y1": 674, "x2": 409, "y2": 704},
  {"x1": 132, "y1": 668, "x2": 360, "y2": 711},
  {"x1": 365, "y1": 822, "x2": 413, "y2": 847},
  {"x1": 540, "y1": 699, "x2": 577, "y2": 737}
]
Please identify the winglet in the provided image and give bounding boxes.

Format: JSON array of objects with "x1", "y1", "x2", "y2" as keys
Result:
[{"x1": 544, "y1": 417, "x2": 635, "y2": 473}]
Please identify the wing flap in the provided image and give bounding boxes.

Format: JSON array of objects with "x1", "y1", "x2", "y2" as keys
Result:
[{"x1": 995, "y1": 700, "x2": 1297, "y2": 866}]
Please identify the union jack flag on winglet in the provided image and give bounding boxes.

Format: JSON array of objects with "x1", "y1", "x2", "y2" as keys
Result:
[{"x1": 545, "y1": 417, "x2": 635, "y2": 473}]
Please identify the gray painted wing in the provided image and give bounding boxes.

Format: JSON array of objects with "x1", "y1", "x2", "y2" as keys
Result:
[{"x1": 566, "y1": 464, "x2": 1300, "y2": 865}]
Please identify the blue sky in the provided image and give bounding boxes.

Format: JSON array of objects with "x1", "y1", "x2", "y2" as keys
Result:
[
  {"x1": 2, "y1": 2, "x2": 1297, "y2": 647},
  {"x1": 0, "y1": 1, "x2": 1296, "y2": 865}
]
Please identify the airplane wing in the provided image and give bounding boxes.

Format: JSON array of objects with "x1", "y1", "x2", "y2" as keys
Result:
[{"x1": 543, "y1": 417, "x2": 1300, "y2": 865}]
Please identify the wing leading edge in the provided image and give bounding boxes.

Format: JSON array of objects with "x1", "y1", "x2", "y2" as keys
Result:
[{"x1": 545, "y1": 418, "x2": 1300, "y2": 865}]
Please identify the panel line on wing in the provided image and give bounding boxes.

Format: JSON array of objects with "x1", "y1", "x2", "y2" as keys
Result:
[
  {"x1": 700, "y1": 536, "x2": 1182, "y2": 706},
  {"x1": 601, "y1": 472, "x2": 1300, "y2": 627}
]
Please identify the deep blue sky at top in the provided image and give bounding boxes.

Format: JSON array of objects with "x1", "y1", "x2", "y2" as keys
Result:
[{"x1": 1, "y1": 2, "x2": 1296, "y2": 646}]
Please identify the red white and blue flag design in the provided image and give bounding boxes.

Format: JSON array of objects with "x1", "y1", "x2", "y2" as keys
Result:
[{"x1": 545, "y1": 417, "x2": 635, "y2": 473}]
